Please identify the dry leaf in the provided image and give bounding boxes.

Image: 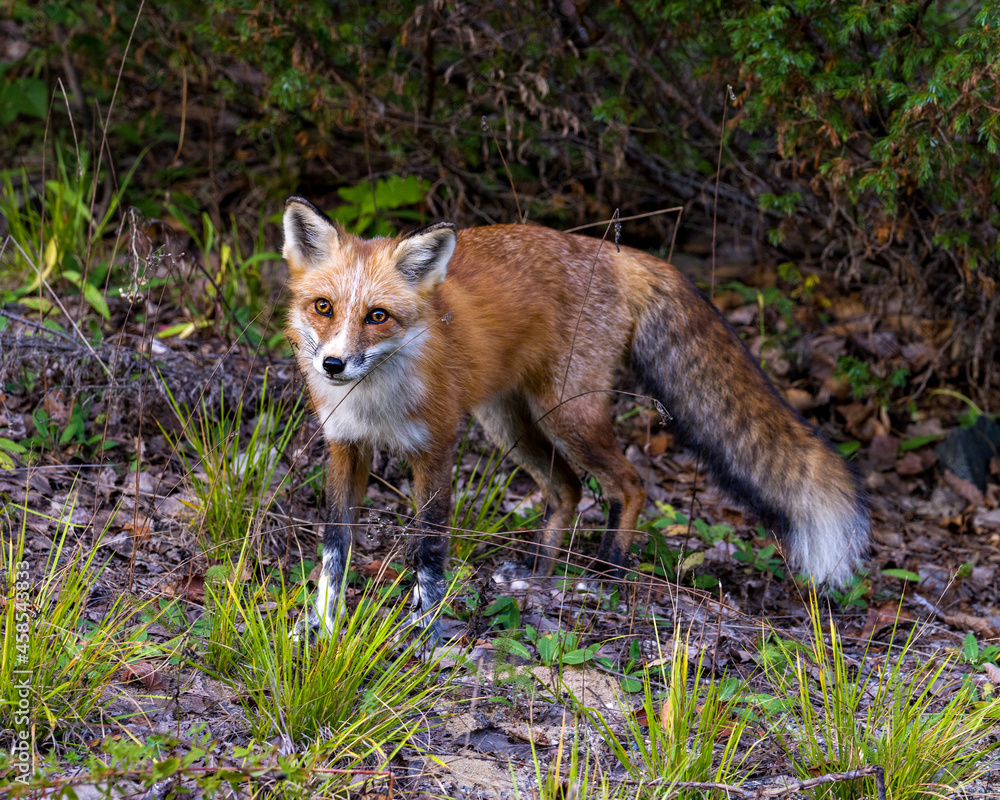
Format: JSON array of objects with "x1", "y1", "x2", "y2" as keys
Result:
[
  {"x1": 942, "y1": 611, "x2": 996, "y2": 637},
  {"x1": 896, "y1": 450, "x2": 937, "y2": 476},
  {"x1": 360, "y1": 561, "x2": 400, "y2": 582},
  {"x1": 943, "y1": 470, "x2": 985, "y2": 506},
  {"x1": 870, "y1": 435, "x2": 900, "y2": 472},
  {"x1": 122, "y1": 661, "x2": 169, "y2": 692},
  {"x1": 659, "y1": 692, "x2": 676, "y2": 738},
  {"x1": 646, "y1": 432, "x2": 671, "y2": 456},
  {"x1": 860, "y1": 603, "x2": 915, "y2": 640},
  {"x1": 784, "y1": 388, "x2": 814, "y2": 412},
  {"x1": 122, "y1": 515, "x2": 153, "y2": 539}
]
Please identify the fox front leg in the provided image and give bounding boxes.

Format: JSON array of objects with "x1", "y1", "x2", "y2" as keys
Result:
[
  {"x1": 296, "y1": 441, "x2": 371, "y2": 643},
  {"x1": 406, "y1": 448, "x2": 454, "y2": 647}
]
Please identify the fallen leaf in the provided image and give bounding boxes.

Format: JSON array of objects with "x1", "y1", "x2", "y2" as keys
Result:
[
  {"x1": 943, "y1": 470, "x2": 984, "y2": 506},
  {"x1": 659, "y1": 693, "x2": 676, "y2": 737},
  {"x1": 503, "y1": 722, "x2": 552, "y2": 746},
  {"x1": 896, "y1": 450, "x2": 936, "y2": 476},
  {"x1": 838, "y1": 402, "x2": 873, "y2": 434},
  {"x1": 646, "y1": 432, "x2": 672, "y2": 456},
  {"x1": 183, "y1": 574, "x2": 206, "y2": 604},
  {"x1": 943, "y1": 611, "x2": 996, "y2": 637},
  {"x1": 784, "y1": 388, "x2": 814, "y2": 412},
  {"x1": 122, "y1": 515, "x2": 153, "y2": 539},
  {"x1": 870, "y1": 435, "x2": 900, "y2": 472},
  {"x1": 360, "y1": 561, "x2": 400, "y2": 582},
  {"x1": 973, "y1": 509, "x2": 1000, "y2": 529},
  {"x1": 860, "y1": 603, "x2": 915, "y2": 640},
  {"x1": 901, "y1": 341, "x2": 937, "y2": 371},
  {"x1": 860, "y1": 415, "x2": 888, "y2": 441},
  {"x1": 43, "y1": 391, "x2": 71, "y2": 426},
  {"x1": 122, "y1": 661, "x2": 169, "y2": 692}
]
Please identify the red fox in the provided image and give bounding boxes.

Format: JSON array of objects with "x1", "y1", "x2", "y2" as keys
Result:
[{"x1": 283, "y1": 196, "x2": 869, "y2": 642}]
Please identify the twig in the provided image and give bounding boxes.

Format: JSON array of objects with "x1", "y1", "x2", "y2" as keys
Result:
[
  {"x1": 55, "y1": 77, "x2": 82, "y2": 171},
  {"x1": 711, "y1": 84, "x2": 736, "y2": 299},
  {"x1": 91, "y1": 0, "x2": 145, "y2": 224},
  {"x1": 482, "y1": 116, "x2": 523, "y2": 223},
  {"x1": 0, "y1": 308, "x2": 86, "y2": 348},
  {"x1": 172, "y1": 52, "x2": 188, "y2": 165},
  {"x1": 664, "y1": 765, "x2": 887, "y2": 799},
  {"x1": 5, "y1": 764, "x2": 394, "y2": 798},
  {"x1": 563, "y1": 206, "x2": 682, "y2": 234}
]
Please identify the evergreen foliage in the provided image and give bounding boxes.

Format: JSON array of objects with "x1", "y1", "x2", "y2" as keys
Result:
[{"x1": 3, "y1": 1, "x2": 999, "y2": 379}]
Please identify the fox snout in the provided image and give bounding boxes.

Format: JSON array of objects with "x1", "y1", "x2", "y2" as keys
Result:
[
  {"x1": 322, "y1": 356, "x2": 346, "y2": 377},
  {"x1": 311, "y1": 347, "x2": 362, "y2": 382}
]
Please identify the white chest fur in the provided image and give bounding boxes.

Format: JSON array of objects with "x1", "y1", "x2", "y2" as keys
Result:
[{"x1": 306, "y1": 357, "x2": 430, "y2": 453}]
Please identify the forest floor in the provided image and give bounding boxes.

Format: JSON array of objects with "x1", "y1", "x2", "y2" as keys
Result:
[{"x1": 2, "y1": 232, "x2": 1000, "y2": 799}]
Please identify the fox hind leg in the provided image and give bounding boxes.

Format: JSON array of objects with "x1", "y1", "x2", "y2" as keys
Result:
[
  {"x1": 476, "y1": 393, "x2": 582, "y2": 577},
  {"x1": 537, "y1": 401, "x2": 646, "y2": 577}
]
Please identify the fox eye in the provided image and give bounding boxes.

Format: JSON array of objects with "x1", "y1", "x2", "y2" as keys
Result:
[
  {"x1": 366, "y1": 308, "x2": 389, "y2": 324},
  {"x1": 314, "y1": 298, "x2": 333, "y2": 317}
]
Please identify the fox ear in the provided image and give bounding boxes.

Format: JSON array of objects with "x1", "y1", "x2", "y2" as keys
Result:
[
  {"x1": 283, "y1": 197, "x2": 341, "y2": 270},
  {"x1": 394, "y1": 222, "x2": 457, "y2": 286}
]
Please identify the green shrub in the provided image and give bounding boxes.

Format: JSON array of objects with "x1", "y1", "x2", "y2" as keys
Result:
[{"x1": 4, "y1": 0, "x2": 998, "y2": 380}]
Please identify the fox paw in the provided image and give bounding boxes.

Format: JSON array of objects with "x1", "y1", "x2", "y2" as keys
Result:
[
  {"x1": 405, "y1": 613, "x2": 442, "y2": 655},
  {"x1": 289, "y1": 608, "x2": 325, "y2": 649}
]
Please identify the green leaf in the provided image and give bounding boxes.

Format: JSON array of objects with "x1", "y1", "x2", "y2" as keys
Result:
[
  {"x1": 881, "y1": 568, "x2": 921, "y2": 582},
  {"x1": 156, "y1": 321, "x2": 197, "y2": 339},
  {"x1": 484, "y1": 595, "x2": 519, "y2": 629},
  {"x1": 150, "y1": 757, "x2": 181, "y2": 781},
  {"x1": 536, "y1": 635, "x2": 558, "y2": 664},
  {"x1": 679, "y1": 551, "x2": 705, "y2": 572},
  {"x1": 0, "y1": 77, "x2": 48, "y2": 125},
  {"x1": 484, "y1": 596, "x2": 515, "y2": 616},
  {"x1": 62, "y1": 269, "x2": 82, "y2": 287},
  {"x1": 83, "y1": 282, "x2": 111, "y2": 319},
  {"x1": 561, "y1": 648, "x2": 590, "y2": 665},
  {"x1": 59, "y1": 418, "x2": 82, "y2": 445},
  {"x1": 506, "y1": 640, "x2": 532, "y2": 660},
  {"x1": 0, "y1": 437, "x2": 27, "y2": 454},
  {"x1": 19, "y1": 297, "x2": 54, "y2": 313},
  {"x1": 692, "y1": 574, "x2": 720, "y2": 589},
  {"x1": 898, "y1": 433, "x2": 945, "y2": 452}
]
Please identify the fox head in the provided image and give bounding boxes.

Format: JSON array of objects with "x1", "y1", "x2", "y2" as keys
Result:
[{"x1": 283, "y1": 197, "x2": 456, "y2": 386}]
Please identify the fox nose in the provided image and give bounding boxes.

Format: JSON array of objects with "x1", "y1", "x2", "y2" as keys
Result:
[{"x1": 323, "y1": 356, "x2": 346, "y2": 377}]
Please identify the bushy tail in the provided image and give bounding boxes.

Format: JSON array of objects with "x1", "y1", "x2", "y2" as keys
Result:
[{"x1": 631, "y1": 278, "x2": 869, "y2": 588}]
